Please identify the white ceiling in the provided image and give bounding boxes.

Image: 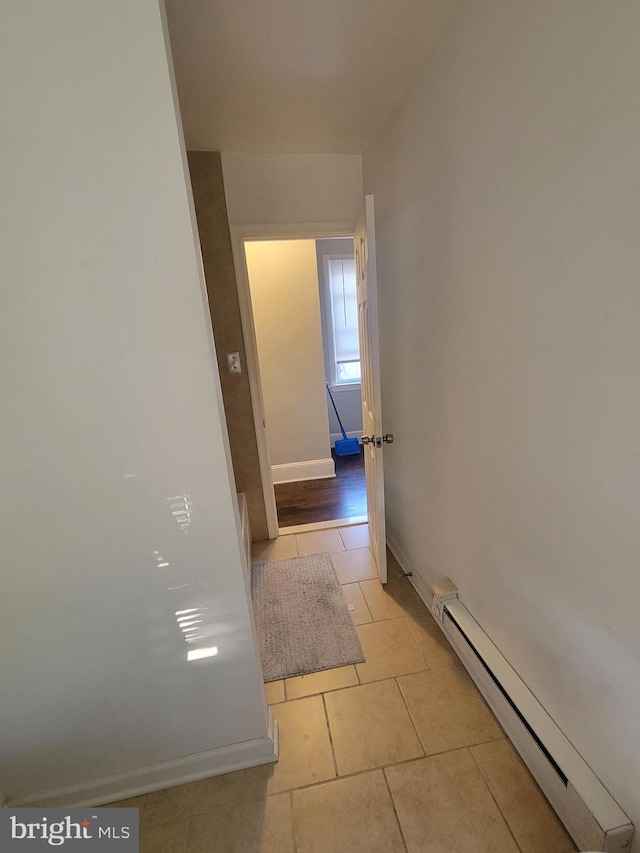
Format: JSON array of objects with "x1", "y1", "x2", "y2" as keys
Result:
[{"x1": 164, "y1": 0, "x2": 458, "y2": 154}]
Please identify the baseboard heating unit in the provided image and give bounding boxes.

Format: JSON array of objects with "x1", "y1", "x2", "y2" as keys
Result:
[{"x1": 423, "y1": 578, "x2": 633, "y2": 853}]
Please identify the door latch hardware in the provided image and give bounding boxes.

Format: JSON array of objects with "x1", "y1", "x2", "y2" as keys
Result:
[{"x1": 362, "y1": 434, "x2": 394, "y2": 446}]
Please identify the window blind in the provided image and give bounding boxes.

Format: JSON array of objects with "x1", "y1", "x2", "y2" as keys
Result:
[{"x1": 328, "y1": 258, "x2": 360, "y2": 375}]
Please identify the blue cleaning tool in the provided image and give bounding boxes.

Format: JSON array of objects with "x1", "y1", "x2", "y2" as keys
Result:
[{"x1": 326, "y1": 381, "x2": 361, "y2": 456}]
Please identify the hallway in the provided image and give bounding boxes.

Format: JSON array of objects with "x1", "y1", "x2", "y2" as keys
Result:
[
  {"x1": 4, "y1": 1, "x2": 639, "y2": 842},
  {"x1": 111, "y1": 525, "x2": 575, "y2": 853}
]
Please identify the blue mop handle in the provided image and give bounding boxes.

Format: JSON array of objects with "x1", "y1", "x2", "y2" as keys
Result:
[{"x1": 325, "y1": 381, "x2": 348, "y2": 440}]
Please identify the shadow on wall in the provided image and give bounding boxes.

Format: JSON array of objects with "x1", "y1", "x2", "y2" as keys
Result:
[{"x1": 188, "y1": 150, "x2": 269, "y2": 541}]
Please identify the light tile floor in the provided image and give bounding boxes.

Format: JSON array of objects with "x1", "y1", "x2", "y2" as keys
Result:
[{"x1": 108, "y1": 524, "x2": 577, "y2": 853}]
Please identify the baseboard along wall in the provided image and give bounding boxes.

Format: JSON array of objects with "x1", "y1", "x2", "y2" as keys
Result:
[
  {"x1": 7, "y1": 712, "x2": 278, "y2": 809},
  {"x1": 271, "y1": 457, "x2": 335, "y2": 484}
]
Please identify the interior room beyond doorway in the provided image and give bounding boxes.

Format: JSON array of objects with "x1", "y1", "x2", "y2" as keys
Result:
[{"x1": 244, "y1": 236, "x2": 367, "y2": 533}]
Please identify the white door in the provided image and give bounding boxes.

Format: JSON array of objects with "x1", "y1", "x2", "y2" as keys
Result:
[{"x1": 355, "y1": 196, "x2": 389, "y2": 583}]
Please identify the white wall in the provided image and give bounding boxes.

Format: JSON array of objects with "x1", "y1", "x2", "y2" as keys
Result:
[
  {"x1": 315, "y1": 239, "x2": 363, "y2": 442},
  {"x1": 222, "y1": 153, "x2": 363, "y2": 226},
  {"x1": 364, "y1": 0, "x2": 640, "y2": 844},
  {"x1": 245, "y1": 240, "x2": 333, "y2": 482},
  {"x1": 0, "y1": 0, "x2": 272, "y2": 806}
]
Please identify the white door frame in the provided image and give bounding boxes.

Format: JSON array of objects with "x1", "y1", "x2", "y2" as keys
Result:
[{"x1": 229, "y1": 221, "x2": 355, "y2": 540}]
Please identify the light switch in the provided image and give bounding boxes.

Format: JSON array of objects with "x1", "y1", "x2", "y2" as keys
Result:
[{"x1": 227, "y1": 351, "x2": 242, "y2": 374}]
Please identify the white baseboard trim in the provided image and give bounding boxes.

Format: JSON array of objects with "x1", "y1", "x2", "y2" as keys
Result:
[
  {"x1": 271, "y1": 458, "x2": 335, "y2": 485},
  {"x1": 8, "y1": 711, "x2": 278, "y2": 809},
  {"x1": 330, "y1": 430, "x2": 362, "y2": 447}
]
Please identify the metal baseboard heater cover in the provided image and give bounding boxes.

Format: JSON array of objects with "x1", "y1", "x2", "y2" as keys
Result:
[{"x1": 423, "y1": 578, "x2": 633, "y2": 853}]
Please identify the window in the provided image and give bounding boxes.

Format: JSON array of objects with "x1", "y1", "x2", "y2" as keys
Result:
[{"x1": 326, "y1": 255, "x2": 361, "y2": 385}]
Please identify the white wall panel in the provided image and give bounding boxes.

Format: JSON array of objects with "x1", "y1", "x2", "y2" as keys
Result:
[
  {"x1": 245, "y1": 240, "x2": 332, "y2": 472},
  {"x1": 222, "y1": 153, "x2": 363, "y2": 226},
  {"x1": 364, "y1": 1, "x2": 640, "y2": 845},
  {"x1": 0, "y1": 0, "x2": 270, "y2": 803}
]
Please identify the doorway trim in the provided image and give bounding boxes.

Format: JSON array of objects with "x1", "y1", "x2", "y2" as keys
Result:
[
  {"x1": 280, "y1": 515, "x2": 368, "y2": 536},
  {"x1": 229, "y1": 221, "x2": 355, "y2": 539}
]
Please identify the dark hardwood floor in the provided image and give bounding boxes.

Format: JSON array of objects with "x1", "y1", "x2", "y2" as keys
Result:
[{"x1": 275, "y1": 449, "x2": 367, "y2": 528}]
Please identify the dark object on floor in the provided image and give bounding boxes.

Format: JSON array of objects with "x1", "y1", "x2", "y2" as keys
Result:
[
  {"x1": 251, "y1": 553, "x2": 365, "y2": 681},
  {"x1": 276, "y1": 449, "x2": 366, "y2": 527},
  {"x1": 326, "y1": 381, "x2": 361, "y2": 456}
]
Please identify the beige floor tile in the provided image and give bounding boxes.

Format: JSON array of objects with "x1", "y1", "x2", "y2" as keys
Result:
[
  {"x1": 251, "y1": 535, "x2": 297, "y2": 563},
  {"x1": 143, "y1": 765, "x2": 273, "y2": 826},
  {"x1": 324, "y1": 679, "x2": 423, "y2": 775},
  {"x1": 187, "y1": 793, "x2": 293, "y2": 853},
  {"x1": 398, "y1": 664, "x2": 503, "y2": 754},
  {"x1": 341, "y1": 583, "x2": 373, "y2": 625},
  {"x1": 470, "y1": 739, "x2": 576, "y2": 853},
  {"x1": 359, "y1": 579, "x2": 407, "y2": 621},
  {"x1": 292, "y1": 771, "x2": 404, "y2": 853},
  {"x1": 383, "y1": 553, "x2": 452, "y2": 620},
  {"x1": 140, "y1": 818, "x2": 188, "y2": 853},
  {"x1": 377, "y1": 572, "x2": 457, "y2": 669},
  {"x1": 264, "y1": 680, "x2": 284, "y2": 704},
  {"x1": 338, "y1": 524, "x2": 372, "y2": 551},
  {"x1": 355, "y1": 618, "x2": 428, "y2": 683},
  {"x1": 403, "y1": 605, "x2": 459, "y2": 668},
  {"x1": 296, "y1": 528, "x2": 345, "y2": 556},
  {"x1": 385, "y1": 554, "x2": 412, "y2": 586},
  {"x1": 384, "y1": 549, "x2": 422, "y2": 589},
  {"x1": 386, "y1": 749, "x2": 519, "y2": 853},
  {"x1": 268, "y1": 696, "x2": 336, "y2": 792},
  {"x1": 331, "y1": 548, "x2": 378, "y2": 583},
  {"x1": 381, "y1": 563, "x2": 432, "y2": 615},
  {"x1": 285, "y1": 665, "x2": 358, "y2": 700}
]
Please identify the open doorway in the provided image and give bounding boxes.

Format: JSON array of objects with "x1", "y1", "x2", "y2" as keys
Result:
[{"x1": 243, "y1": 236, "x2": 367, "y2": 533}]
